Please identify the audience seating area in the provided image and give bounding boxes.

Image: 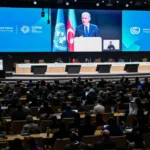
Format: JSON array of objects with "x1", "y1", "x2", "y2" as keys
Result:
[{"x1": 0, "y1": 77, "x2": 149, "y2": 150}]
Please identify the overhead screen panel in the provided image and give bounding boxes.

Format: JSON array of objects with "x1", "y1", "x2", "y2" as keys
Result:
[
  {"x1": 0, "y1": 8, "x2": 149, "y2": 52},
  {"x1": 0, "y1": 8, "x2": 51, "y2": 52}
]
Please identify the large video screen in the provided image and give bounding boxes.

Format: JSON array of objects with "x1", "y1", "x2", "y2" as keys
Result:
[
  {"x1": 0, "y1": 8, "x2": 149, "y2": 52},
  {"x1": 0, "y1": 8, "x2": 51, "y2": 52},
  {"x1": 122, "y1": 11, "x2": 150, "y2": 51}
]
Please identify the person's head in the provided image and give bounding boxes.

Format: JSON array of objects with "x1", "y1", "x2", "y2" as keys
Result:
[
  {"x1": 43, "y1": 101, "x2": 49, "y2": 108},
  {"x1": 96, "y1": 113, "x2": 102, "y2": 121},
  {"x1": 89, "y1": 88, "x2": 95, "y2": 93},
  {"x1": 107, "y1": 117, "x2": 116, "y2": 127},
  {"x1": 109, "y1": 41, "x2": 112, "y2": 45},
  {"x1": 70, "y1": 133, "x2": 80, "y2": 142},
  {"x1": 26, "y1": 115, "x2": 33, "y2": 124},
  {"x1": 85, "y1": 58, "x2": 88, "y2": 62},
  {"x1": 74, "y1": 113, "x2": 80, "y2": 122},
  {"x1": 10, "y1": 138, "x2": 24, "y2": 150},
  {"x1": 97, "y1": 98, "x2": 103, "y2": 105},
  {"x1": 84, "y1": 114, "x2": 91, "y2": 124},
  {"x1": 29, "y1": 80, "x2": 32, "y2": 83},
  {"x1": 101, "y1": 130, "x2": 110, "y2": 140},
  {"x1": 76, "y1": 100, "x2": 81, "y2": 107},
  {"x1": 81, "y1": 12, "x2": 91, "y2": 26},
  {"x1": 16, "y1": 103, "x2": 23, "y2": 111},
  {"x1": 27, "y1": 137, "x2": 37, "y2": 149}
]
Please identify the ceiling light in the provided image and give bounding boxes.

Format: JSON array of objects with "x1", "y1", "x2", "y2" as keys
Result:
[
  {"x1": 33, "y1": 1, "x2": 37, "y2": 5},
  {"x1": 66, "y1": 1, "x2": 69, "y2": 5},
  {"x1": 96, "y1": 2, "x2": 100, "y2": 6},
  {"x1": 126, "y1": 4, "x2": 129, "y2": 7}
]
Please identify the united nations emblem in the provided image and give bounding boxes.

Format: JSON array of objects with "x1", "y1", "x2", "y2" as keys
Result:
[{"x1": 53, "y1": 23, "x2": 67, "y2": 51}]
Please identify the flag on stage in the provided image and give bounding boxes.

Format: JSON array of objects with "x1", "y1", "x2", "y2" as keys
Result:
[
  {"x1": 52, "y1": 9, "x2": 67, "y2": 52},
  {"x1": 67, "y1": 9, "x2": 77, "y2": 52}
]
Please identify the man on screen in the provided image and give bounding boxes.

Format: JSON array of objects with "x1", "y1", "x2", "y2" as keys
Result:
[
  {"x1": 107, "y1": 41, "x2": 115, "y2": 50},
  {"x1": 75, "y1": 12, "x2": 100, "y2": 37}
]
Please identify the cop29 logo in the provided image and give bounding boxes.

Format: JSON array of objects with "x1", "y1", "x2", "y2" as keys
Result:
[
  {"x1": 21, "y1": 25, "x2": 30, "y2": 34},
  {"x1": 130, "y1": 27, "x2": 140, "y2": 35}
]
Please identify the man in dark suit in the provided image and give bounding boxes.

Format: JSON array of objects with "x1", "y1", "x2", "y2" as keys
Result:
[
  {"x1": 78, "y1": 114, "x2": 96, "y2": 137},
  {"x1": 75, "y1": 12, "x2": 100, "y2": 37},
  {"x1": 94, "y1": 130, "x2": 116, "y2": 150},
  {"x1": 107, "y1": 41, "x2": 115, "y2": 50}
]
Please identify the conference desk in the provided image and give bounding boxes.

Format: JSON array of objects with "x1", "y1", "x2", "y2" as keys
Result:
[
  {"x1": 6, "y1": 130, "x2": 101, "y2": 141},
  {"x1": 16, "y1": 62, "x2": 150, "y2": 74}
]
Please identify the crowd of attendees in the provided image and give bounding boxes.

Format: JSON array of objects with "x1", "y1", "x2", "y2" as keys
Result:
[{"x1": 0, "y1": 76, "x2": 150, "y2": 149}]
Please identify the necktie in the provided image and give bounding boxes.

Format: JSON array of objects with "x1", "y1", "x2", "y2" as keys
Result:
[{"x1": 85, "y1": 26, "x2": 89, "y2": 37}]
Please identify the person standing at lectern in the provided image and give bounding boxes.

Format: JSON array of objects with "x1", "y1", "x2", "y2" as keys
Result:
[
  {"x1": 75, "y1": 12, "x2": 100, "y2": 37},
  {"x1": 107, "y1": 41, "x2": 115, "y2": 50}
]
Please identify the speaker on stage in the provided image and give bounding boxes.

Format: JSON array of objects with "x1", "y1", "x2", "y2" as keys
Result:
[
  {"x1": 124, "y1": 64, "x2": 139, "y2": 72},
  {"x1": 65, "y1": 65, "x2": 81, "y2": 74},
  {"x1": 0, "y1": 70, "x2": 6, "y2": 78},
  {"x1": 31, "y1": 66, "x2": 47, "y2": 74},
  {"x1": 96, "y1": 65, "x2": 111, "y2": 73}
]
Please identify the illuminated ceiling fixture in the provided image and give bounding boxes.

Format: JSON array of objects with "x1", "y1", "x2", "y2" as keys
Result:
[
  {"x1": 96, "y1": 2, "x2": 100, "y2": 6},
  {"x1": 33, "y1": 0, "x2": 37, "y2": 5},
  {"x1": 126, "y1": 3, "x2": 129, "y2": 7},
  {"x1": 66, "y1": 1, "x2": 69, "y2": 5}
]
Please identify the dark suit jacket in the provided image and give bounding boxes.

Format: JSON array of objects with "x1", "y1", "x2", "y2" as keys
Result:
[
  {"x1": 75, "y1": 24, "x2": 100, "y2": 37},
  {"x1": 107, "y1": 44, "x2": 115, "y2": 50}
]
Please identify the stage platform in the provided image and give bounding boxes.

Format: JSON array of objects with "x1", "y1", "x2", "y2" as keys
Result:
[{"x1": 2, "y1": 71, "x2": 150, "y2": 82}]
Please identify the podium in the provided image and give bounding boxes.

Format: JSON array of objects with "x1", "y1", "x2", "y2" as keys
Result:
[
  {"x1": 31, "y1": 65, "x2": 47, "y2": 74},
  {"x1": 74, "y1": 37, "x2": 102, "y2": 52},
  {"x1": 124, "y1": 64, "x2": 139, "y2": 72},
  {"x1": 65, "y1": 65, "x2": 81, "y2": 74},
  {"x1": 96, "y1": 65, "x2": 111, "y2": 73}
]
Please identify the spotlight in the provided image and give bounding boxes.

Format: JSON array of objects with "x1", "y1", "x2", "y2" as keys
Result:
[
  {"x1": 130, "y1": 1, "x2": 132, "y2": 3},
  {"x1": 116, "y1": 1, "x2": 119, "y2": 3},
  {"x1": 33, "y1": 0, "x2": 37, "y2": 5},
  {"x1": 144, "y1": 1, "x2": 147, "y2": 3},
  {"x1": 66, "y1": 1, "x2": 69, "y2": 5},
  {"x1": 74, "y1": 0, "x2": 77, "y2": 2},
  {"x1": 96, "y1": 2, "x2": 100, "y2": 6},
  {"x1": 102, "y1": 0, "x2": 105, "y2": 3},
  {"x1": 41, "y1": 8, "x2": 45, "y2": 17},
  {"x1": 126, "y1": 4, "x2": 129, "y2": 7}
]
